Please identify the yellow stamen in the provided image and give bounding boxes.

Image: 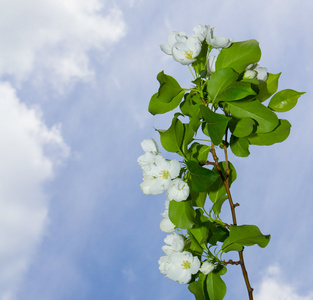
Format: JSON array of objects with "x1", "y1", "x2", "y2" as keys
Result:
[
  {"x1": 184, "y1": 50, "x2": 193, "y2": 59},
  {"x1": 181, "y1": 260, "x2": 191, "y2": 269},
  {"x1": 159, "y1": 170, "x2": 169, "y2": 179}
]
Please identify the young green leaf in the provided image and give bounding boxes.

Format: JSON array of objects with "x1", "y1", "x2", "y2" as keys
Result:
[
  {"x1": 256, "y1": 73, "x2": 281, "y2": 102},
  {"x1": 207, "y1": 68, "x2": 238, "y2": 103},
  {"x1": 216, "y1": 82, "x2": 257, "y2": 102},
  {"x1": 268, "y1": 89, "x2": 305, "y2": 112},
  {"x1": 189, "y1": 143, "x2": 211, "y2": 164},
  {"x1": 230, "y1": 136, "x2": 250, "y2": 157},
  {"x1": 157, "y1": 116, "x2": 184, "y2": 153},
  {"x1": 186, "y1": 161, "x2": 220, "y2": 192},
  {"x1": 227, "y1": 100, "x2": 279, "y2": 133},
  {"x1": 206, "y1": 270, "x2": 227, "y2": 300},
  {"x1": 201, "y1": 105, "x2": 230, "y2": 145},
  {"x1": 222, "y1": 225, "x2": 271, "y2": 253},
  {"x1": 229, "y1": 117, "x2": 256, "y2": 138},
  {"x1": 216, "y1": 40, "x2": 261, "y2": 73},
  {"x1": 247, "y1": 119, "x2": 291, "y2": 146},
  {"x1": 188, "y1": 275, "x2": 207, "y2": 300},
  {"x1": 208, "y1": 161, "x2": 237, "y2": 204},
  {"x1": 168, "y1": 199, "x2": 196, "y2": 229},
  {"x1": 148, "y1": 71, "x2": 185, "y2": 115}
]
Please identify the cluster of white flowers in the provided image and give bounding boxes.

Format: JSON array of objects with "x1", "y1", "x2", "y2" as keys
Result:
[
  {"x1": 138, "y1": 138, "x2": 190, "y2": 232},
  {"x1": 138, "y1": 138, "x2": 190, "y2": 200},
  {"x1": 158, "y1": 232, "x2": 215, "y2": 284},
  {"x1": 160, "y1": 24, "x2": 232, "y2": 65},
  {"x1": 138, "y1": 139, "x2": 215, "y2": 284}
]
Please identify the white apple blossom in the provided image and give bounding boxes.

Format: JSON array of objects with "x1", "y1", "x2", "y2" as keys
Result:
[
  {"x1": 206, "y1": 26, "x2": 232, "y2": 48},
  {"x1": 192, "y1": 24, "x2": 208, "y2": 42},
  {"x1": 141, "y1": 155, "x2": 180, "y2": 195},
  {"x1": 158, "y1": 251, "x2": 200, "y2": 284},
  {"x1": 137, "y1": 152, "x2": 155, "y2": 171},
  {"x1": 141, "y1": 138, "x2": 159, "y2": 154},
  {"x1": 244, "y1": 63, "x2": 268, "y2": 81},
  {"x1": 207, "y1": 55, "x2": 217, "y2": 75},
  {"x1": 166, "y1": 178, "x2": 190, "y2": 202},
  {"x1": 160, "y1": 210, "x2": 175, "y2": 233},
  {"x1": 199, "y1": 261, "x2": 215, "y2": 275},
  {"x1": 162, "y1": 232, "x2": 185, "y2": 255},
  {"x1": 160, "y1": 31, "x2": 188, "y2": 55},
  {"x1": 172, "y1": 36, "x2": 202, "y2": 65}
]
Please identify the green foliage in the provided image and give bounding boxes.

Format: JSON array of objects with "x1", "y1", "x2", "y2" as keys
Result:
[
  {"x1": 215, "y1": 40, "x2": 261, "y2": 73},
  {"x1": 229, "y1": 117, "x2": 256, "y2": 138},
  {"x1": 201, "y1": 105, "x2": 230, "y2": 145},
  {"x1": 227, "y1": 100, "x2": 279, "y2": 133},
  {"x1": 169, "y1": 199, "x2": 196, "y2": 229},
  {"x1": 256, "y1": 73, "x2": 281, "y2": 102},
  {"x1": 230, "y1": 136, "x2": 250, "y2": 157},
  {"x1": 207, "y1": 68, "x2": 238, "y2": 103},
  {"x1": 186, "y1": 161, "x2": 220, "y2": 192},
  {"x1": 248, "y1": 119, "x2": 291, "y2": 146},
  {"x1": 188, "y1": 274, "x2": 207, "y2": 300},
  {"x1": 222, "y1": 225, "x2": 271, "y2": 253},
  {"x1": 149, "y1": 71, "x2": 185, "y2": 115},
  {"x1": 157, "y1": 115, "x2": 184, "y2": 153},
  {"x1": 208, "y1": 162, "x2": 237, "y2": 204},
  {"x1": 216, "y1": 82, "x2": 257, "y2": 102},
  {"x1": 206, "y1": 268, "x2": 227, "y2": 300},
  {"x1": 268, "y1": 89, "x2": 305, "y2": 112}
]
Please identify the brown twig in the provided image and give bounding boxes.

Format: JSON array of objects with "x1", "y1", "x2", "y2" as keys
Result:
[{"x1": 210, "y1": 142, "x2": 254, "y2": 300}]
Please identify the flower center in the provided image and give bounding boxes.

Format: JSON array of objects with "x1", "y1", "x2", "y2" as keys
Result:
[
  {"x1": 159, "y1": 170, "x2": 170, "y2": 179},
  {"x1": 184, "y1": 50, "x2": 193, "y2": 59},
  {"x1": 181, "y1": 260, "x2": 191, "y2": 269}
]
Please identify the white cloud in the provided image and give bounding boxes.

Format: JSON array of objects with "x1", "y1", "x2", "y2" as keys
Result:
[
  {"x1": 0, "y1": 0, "x2": 126, "y2": 89},
  {"x1": 255, "y1": 266, "x2": 313, "y2": 300},
  {"x1": 0, "y1": 81, "x2": 69, "y2": 300}
]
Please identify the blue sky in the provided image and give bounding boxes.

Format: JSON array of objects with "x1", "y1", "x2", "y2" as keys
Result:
[{"x1": 0, "y1": 0, "x2": 312, "y2": 299}]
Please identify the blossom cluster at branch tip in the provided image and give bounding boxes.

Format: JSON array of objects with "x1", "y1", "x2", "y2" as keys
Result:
[{"x1": 160, "y1": 24, "x2": 232, "y2": 65}]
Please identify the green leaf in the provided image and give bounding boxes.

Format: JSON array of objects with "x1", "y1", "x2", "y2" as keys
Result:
[
  {"x1": 207, "y1": 68, "x2": 238, "y2": 103},
  {"x1": 247, "y1": 119, "x2": 291, "y2": 146},
  {"x1": 222, "y1": 225, "x2": 271, "y2": 253},
  {"x1": 189, "y1": 225, "x2": 209, "y2": 252},
  {"x1": 201, "y1": 105, "x2": 230, "y2": 145},
  {"x1": 216, "y1": 40, "x2": 261, "y2": 73},
  {"x1": 182, "y1": 123, "x2": 195, "y2": 154},
  {"x1": 158, "y1": 116, "x2": 184, "y2": 153},
  {"x1": 227, "y1": 100, "x2": 279, "y2": 133},
  {"x1": 256, "y1": 73, "x2": 281, "y2": 102},
  {"x1": 208, "y1": 162, "x2": 237, "y2": 204},
  {"x1": 268, "y1": 89, "x2": 305, "y2": 112},
  {"x1": 168, "y1": 200, "x2": 195, "y2": 229},
  {"x1": 180, "y1": 92, "x2": 202, "y2": 117},
  {"x1": 180, "y1": 93, "x2": 202, "y2": 131},
  {"x1": 217, "y1": 82, "x2": 257, "y2": 102},
  {"x1": 230, "y1": 136, "x2": 250, "y2": 157},
  {"x1": 148, "y1": 71, "x2": 184, "y2": 115},
  {"x1": 229, "y1": 117, "x2": 256, "y2": 137},
  {"x1": 206, "y1": 270, "x2": 227, "y2": 300},
  {"x1": 212, "y1": 195, "x2": 228, "y2": 215},
  {"x1": 190, "y1": 189, "x2": 207, "y2": 208},
  {"x1": 205, "y1": 221, "x2": 229, "y2": 245},
  {"x1": 189, "y1": 143, "x2": 211, "y2": 164},
  {"x1": 186, "y1": 161, "x2": 219, "y2": 192},
  {"x1": 189, "y1": 275, "x2": 207, "y2": 300}
]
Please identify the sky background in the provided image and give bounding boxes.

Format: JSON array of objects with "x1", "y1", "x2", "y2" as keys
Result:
[{"x1": 0, "y1": 0, "x2": 312, "y2": 299}]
